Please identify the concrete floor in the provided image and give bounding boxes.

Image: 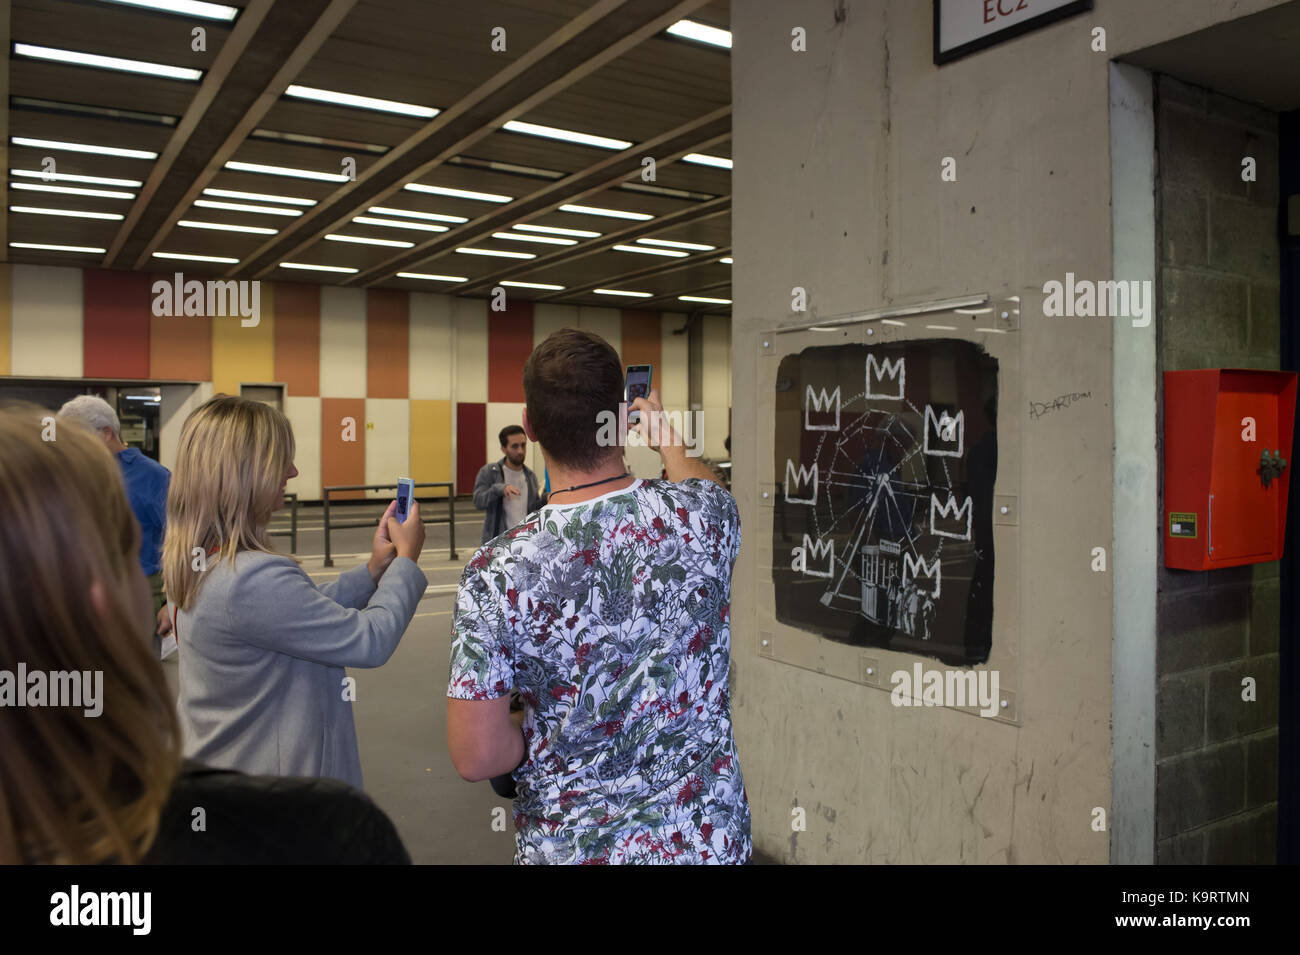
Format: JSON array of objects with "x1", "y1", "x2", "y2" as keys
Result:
[{"x1": 163, "y1": 500, "x2": 517, "y2": 864}]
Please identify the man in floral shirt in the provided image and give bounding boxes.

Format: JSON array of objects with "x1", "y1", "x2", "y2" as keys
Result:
[{"x1": 446, "y1": 328, "x2": 750, "y2": 864}]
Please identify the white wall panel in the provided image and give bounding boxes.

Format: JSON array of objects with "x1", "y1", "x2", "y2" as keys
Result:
[
  {"x1": 409, "y1": 292, "x2": 452, "y2": 400},
  {"x1": 10, "y1": 265, "x2": 82, "y2": 377},
  {"x1": 319, "y1": 287, "x2": 366, "y2": 397}
]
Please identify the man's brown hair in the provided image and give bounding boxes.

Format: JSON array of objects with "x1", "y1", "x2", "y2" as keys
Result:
[{"x1": 523, "y1": 328, "x2": 624, "y2": 470}]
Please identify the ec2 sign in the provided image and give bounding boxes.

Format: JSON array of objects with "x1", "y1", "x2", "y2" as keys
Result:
[{"x1": 934, "y1": 0, "x2": 1093, "y2": 64}]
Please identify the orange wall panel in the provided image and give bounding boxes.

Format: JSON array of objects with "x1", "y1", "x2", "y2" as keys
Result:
[
  {"x1": 366, "y1": 288, "x2": 409, "y2": 399},
  {"x1": 274, "y1": 282, "x2": 320, "y2": 397},
  {"x1": 149, "y1": 273, "x2": 211, "y2": 381},
  {"x1": 620, "y1": 310, "x2": 661, "y2": 370},
  {"x1": 321, "y1": 397, "x2": 366, "y2": 501}
]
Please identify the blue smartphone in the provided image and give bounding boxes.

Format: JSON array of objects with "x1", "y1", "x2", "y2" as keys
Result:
[
  {"x1": 626, "y1": 364, "x2": 652, "y2": 426},
  {"x1": 396, "y1": 477, "x2": 414, "y2": 523}
]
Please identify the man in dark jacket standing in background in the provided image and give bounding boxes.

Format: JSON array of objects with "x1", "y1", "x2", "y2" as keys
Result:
[{"x1": 473, "y1": 425, "x2": 543, "y2": 544}]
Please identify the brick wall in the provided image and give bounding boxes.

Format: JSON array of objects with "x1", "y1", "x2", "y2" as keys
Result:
[{"x1": 1154, "y1": 75, "x2": 1281, "y2": 864}]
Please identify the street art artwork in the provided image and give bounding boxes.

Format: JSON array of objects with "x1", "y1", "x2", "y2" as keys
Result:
[{"x1": 773, "y1": 339, "x2": 998, "y2": 666}]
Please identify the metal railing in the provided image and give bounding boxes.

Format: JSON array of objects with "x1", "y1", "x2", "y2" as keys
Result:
[
  {"x1": 321, "y1": 482, "x2": 457, "y2": 567},
  {"x1": 268, "y1": 492, "x2": 299, "y2": 553}
]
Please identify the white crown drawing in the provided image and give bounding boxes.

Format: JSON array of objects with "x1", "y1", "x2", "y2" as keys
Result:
[
  {"x1": 804, "y1": 385, "x2": 841, "y2": 431},
  {"x1": 923, "y1": 405, "x2": 964, "y2": 457},
  {"x1": 929, "y1": 493, "x2": 973, "y2": 540},
  {"x1": 800, "y1": 534, "x2": 834, "y2": 578},
  {"x1": 784, "y1": 459, "x2": 818, "y2": 505},
  {"x1": 865, "y1": 354, "x2": 905, "y2": 400},
  {"x1": 903, "y1": 553, "x2": 942, "y2": 599}
]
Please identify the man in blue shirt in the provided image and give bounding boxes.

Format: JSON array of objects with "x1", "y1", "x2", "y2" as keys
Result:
[{"x1": 59, "y1": 395, "x2": 172, "y2": 657}]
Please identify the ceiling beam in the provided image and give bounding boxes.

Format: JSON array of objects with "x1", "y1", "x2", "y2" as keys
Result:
[
  {"x1": 449, "y1": 195, "x2": 730, "y2": 294},
  {"x1": 104, "y1": 0, "x2": 359, "y2": 270},
  {"x1": 352, "y1": 110, "x2": 729, "y2": 285},
  {"x1": 234, "y1": 0, "x2": 714, "y2": 280}
]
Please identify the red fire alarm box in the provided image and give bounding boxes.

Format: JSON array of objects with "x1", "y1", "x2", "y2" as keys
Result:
[{"x1": 1164, "y1": 369, "x2": 1297, "y2": 570}]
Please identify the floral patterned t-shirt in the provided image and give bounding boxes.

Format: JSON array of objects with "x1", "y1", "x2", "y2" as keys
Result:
[{"x1": 448, "y1": 477, "x2": 751, "y2": 864}]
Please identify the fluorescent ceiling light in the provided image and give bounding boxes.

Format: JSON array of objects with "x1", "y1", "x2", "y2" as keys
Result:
[
  {"x1": 225, "y1": 160, "x2": 348, "y2": 182},
  {"x1": 369, "y1": 206, "x2": 467, "y2": 224},
  {"x1": 11, "y1": 205, "x2": 123, "y2": 220},
  {"x1": 153, "y1": 252, "x2": 239, "y2": 263},
  {"x1": 881, "y1": 319, "x2": 906, "y2": 326},
  {"x1": 353, "y1": 216, "x2": 447, "y2": 233},
  {"x1": 594, "y1": 288, "x2": 651, "y2": 298},
  {"x1": 279, "y1": 262, "x2": 357, "y2": 273},
  {"x1": 975, "y1": 327, "x2": 1008, "y2": 334},
  {"x1": 682, "y1": 153, "x2": 732, "y2": 169},
  {"x1": 613, "y1": 244, "x2": 686, "y2": 257},
  {"x1": 638, "y1": 238, "x2": 714, "y2": 251},
  {"x1": 680, "y1": 295, "x2": 731, "y2": 304},
  {"x1": 178, "y1": 219, "x2": 276, "y2": 235},
  {"x1": 955, "y1": 307, "x2": 992, "y2": 315},
  {"x1": 719, "y1": 256, "x2": 733, "y2": 264},
  {"x1": 97, "y1": 0, "x2": 238, "y2": 20},
  {"x1": 14, "y1": 43, "x2": 202, "y2": 81},
  {"x1": 404, "y1": 183, "x2": 512, "y2": 203},
  {"x1": 492, "y1": 231, "x2": 575, "y2": 246},
  {"x1": 194, "y1": 199, "x2": 302, "y2": 217},
  {"x1": 454, "y1": 248, "x2": 535, "y2": 259},
  {"x1": 926, "y1": 325, "x2": 958, "y2": 331},
  {"x1": 285, "y1": 85, "x2": 438, "y2": 119},
  {"x1": 10, "y1": 241, "x2": 106, "y2": 253},
  {"x1": 500, "y1": 281, "x2": 564, "y2": 290},
  {"x1": 11, "y1": 182, "x2": 134, "y2": 199},
  {"x1": 397, "y1": 272, "x2": 467, "y2": 282},
  {"x1": 203, "y1": 187, "x2": 315, "y2": 206},
  {"x1": 666, "y1": 19, "x2": 732, "y2": 48},
  {"x1": 560, "y1": 204, "x2": 652, "y2": 221},
  {"x1": 12, "y1": 136, "x2": 157, "y2": 160},
  {"x1": 325, "y1": 233, "x2": 414, "y2": 248},
  {"x1": 12, "y1": 169, "x2": 142, "y2": 187},
  {"x1": 123, "y1": 395, "x2": 161, "y2": 401},
  {"x1": 514, "y1": 223, "x2": 600, "y2": 238},
  {"x1": 502, "y1": 120, "x2": 631, "y2": 150}
]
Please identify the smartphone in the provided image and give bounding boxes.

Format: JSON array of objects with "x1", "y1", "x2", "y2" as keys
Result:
[
  {"x1": 626, "y1": 364, "x2": 652, "y2": 426},
  {"x1": 396, "y1": 477, "x2": 414, "y2": 523}
]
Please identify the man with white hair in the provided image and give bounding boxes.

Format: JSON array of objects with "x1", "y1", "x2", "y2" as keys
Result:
[{"x1": 58, "y1": 395, "x2": 172, "y2": 656}]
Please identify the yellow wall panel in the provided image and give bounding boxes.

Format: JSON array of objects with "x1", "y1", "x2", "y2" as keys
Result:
[
  {"x1": 211, "y1": 299, "x2": 275, "y2": 396},
  {"x1": 410, "y1": 398, "x2": 452, "y2": 486}
]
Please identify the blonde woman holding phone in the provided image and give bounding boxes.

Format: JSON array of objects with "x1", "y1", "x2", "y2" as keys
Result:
[{"x1": 163, "y1": 395, "x2": 426, "y2": 790}]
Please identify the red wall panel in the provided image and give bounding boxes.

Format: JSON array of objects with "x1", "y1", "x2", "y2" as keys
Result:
[
  {"x1": 456, "y1": 401, "x2": 487, "y2": 497},
  {"x1": 84, "y1": 269, "x2": 152, "y2": 379},
  {"x1": 487, "y1": 300, "x2": 533, "y2": 402}
]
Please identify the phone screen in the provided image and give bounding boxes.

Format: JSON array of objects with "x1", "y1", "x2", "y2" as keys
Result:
[
  {"x1": 626, "y1": 365, "x2": 652, "y2": 425},
  {"x1": 396, "y1": 478, "x2": 413, "y2": 522}
]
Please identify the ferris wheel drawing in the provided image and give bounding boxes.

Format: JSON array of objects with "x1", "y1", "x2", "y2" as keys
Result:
[{"x1": 777, "y1": 341, "x2": 994, "y2": 659}]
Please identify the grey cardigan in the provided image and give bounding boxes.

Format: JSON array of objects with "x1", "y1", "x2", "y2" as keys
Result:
[{"x1": 176, "y1": 551, "x2": 427, "y2": 791}]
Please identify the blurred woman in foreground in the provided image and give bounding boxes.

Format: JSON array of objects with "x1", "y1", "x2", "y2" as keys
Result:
[{"x1": 0, "y1": 405, "x2": 408, "y2": 863}]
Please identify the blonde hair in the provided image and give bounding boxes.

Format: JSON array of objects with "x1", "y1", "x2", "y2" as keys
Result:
[
  {"x1": 162, "y1": 395, "x2": 296, "y2": 609},
  {"x1": 0, "y1": 404, "x2": 180, "y2": 864}
]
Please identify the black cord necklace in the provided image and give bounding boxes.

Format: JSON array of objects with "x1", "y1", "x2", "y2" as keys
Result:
[{"x1": 548, "y1": 471, "x2": 631, "y2": 499}]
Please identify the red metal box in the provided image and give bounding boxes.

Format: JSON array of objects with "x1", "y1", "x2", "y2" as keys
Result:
[{"x1": 1163, "y1": 369, "x2": 1297, "y2": 570}]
